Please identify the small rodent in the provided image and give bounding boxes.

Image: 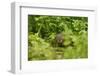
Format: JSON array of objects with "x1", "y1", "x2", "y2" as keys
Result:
[{"x1": 55, "y1": 33, "x2": 64, "y2": 47}]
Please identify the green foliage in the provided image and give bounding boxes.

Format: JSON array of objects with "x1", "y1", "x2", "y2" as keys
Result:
[{"x1": 28, "y1": 15, "x2": 88, "y2": 61}]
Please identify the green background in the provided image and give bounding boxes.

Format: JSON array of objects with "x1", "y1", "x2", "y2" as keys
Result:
[{"x1": 28, "y1": 15, "x2": 88, "y2": 61}]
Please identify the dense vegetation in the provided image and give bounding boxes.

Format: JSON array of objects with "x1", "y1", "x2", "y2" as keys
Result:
[{"x1": 28, "y1": 15, "x2": 88, "y2": 61}]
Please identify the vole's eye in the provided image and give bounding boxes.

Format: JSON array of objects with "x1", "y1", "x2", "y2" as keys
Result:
[{"x1": 58, "y1": 40, "x2": 62, "y2": 43}]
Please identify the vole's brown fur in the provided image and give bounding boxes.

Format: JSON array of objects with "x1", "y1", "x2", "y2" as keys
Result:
[{"x1": 55, "y1": 33, "x2": 64, "y2": 47}]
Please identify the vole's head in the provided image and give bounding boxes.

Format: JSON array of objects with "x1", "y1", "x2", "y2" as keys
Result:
[{"x1": 55, "y1": 33, "x2": 64, "y2": 44}]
